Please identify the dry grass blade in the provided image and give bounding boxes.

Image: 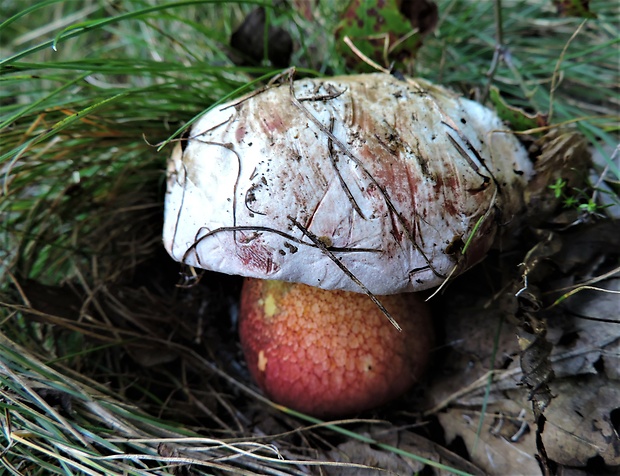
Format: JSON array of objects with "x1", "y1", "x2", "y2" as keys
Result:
[{"x1": 1, "y1": 0, "x2": 618, "y2": 474}]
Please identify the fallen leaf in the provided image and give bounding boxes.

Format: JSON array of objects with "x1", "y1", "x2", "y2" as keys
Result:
[
  {"x1": 539, "y1": 376, "x2": 620, "y2": 466},
  {"x1": 489, "y1": 86, "x2": 548, "y2": 132},
  {"x1": 552, "y1": 276, "x2": 620, "y2": 380},
  {"x1": 424, "y1": 228, "x2": 619, "y2": 472},
  {"x1": 325, "y1": 425, "x2": 484, "y2": 476},
  {"x1": 438, "y1": 401, "x2": 541, "y2": 475},
  {"x1": 517, "y1": 314, "x2": 554, "y2": 417},
  {"x1": 550, "y1": 221, "x2": 620, "y2": 275},
  {"x1": 327, "y1": 438, "x2": 423, "y2": 475},
  {"x1": 524, "y1": 129, "x2": 591, "y2": 223}
]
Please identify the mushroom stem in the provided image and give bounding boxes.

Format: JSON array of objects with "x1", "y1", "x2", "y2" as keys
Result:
[{"x1": 238, "y1": 278, "x2": 434, "y2": 417}]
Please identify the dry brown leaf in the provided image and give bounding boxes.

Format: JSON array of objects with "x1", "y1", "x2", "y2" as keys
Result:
[
  {"x1": 524, "y1": 129, "x2": 590, "y2": 224},
  {"x1": 423, "y1": 301, "x2": 523, "y2": 412},
  {"x1": 539, "y1": 376, "x2": 620, "y2": 466},
  {"x1": 327, "y1": 438, "x2": 423, "y2": 476},
  {"x1": 424, "y1": 230, "x2": 619, "y2": 472},
  {"x1": 438, "y1": 401, "x2": 541, "y2": 475},
  {"x1": 550, "y1": 221, "x2": 620, "y2": 275},
  {"x1": 552, "y1": 278, "x2": 620, "y2": 380},
  {"x1": 325, "y1": 425, "x2": 484, "y2": 476}
]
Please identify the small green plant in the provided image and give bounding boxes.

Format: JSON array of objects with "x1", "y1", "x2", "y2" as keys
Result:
[
  {"x1": 1, "y1": 1, "x2": 618, "y2": 474},
  {"x1": 548, "y1": 177, "x2": 612, "y2": 217},
  {"x1": 549, "y1": 177, "x2": 568, "y2": 198}
]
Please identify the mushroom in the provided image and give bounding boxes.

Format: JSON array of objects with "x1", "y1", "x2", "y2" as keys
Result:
[
  {"x1": 238, "y1": 278, "x2": 433, "y2": 416},
  {"x1": 163, "y1": 73, "x2": 532, "y2": 415}
]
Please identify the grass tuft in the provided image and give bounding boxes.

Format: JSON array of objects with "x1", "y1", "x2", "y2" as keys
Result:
[{"x1": 1, "y1": 0, "x2": 618, "y2": 474}]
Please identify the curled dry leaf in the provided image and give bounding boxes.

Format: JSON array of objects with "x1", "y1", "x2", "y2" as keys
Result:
[
  {"x1": 524, "y1": 128, "x2": 590, "y2": 223},
  {"x1": 516, "y1": 313, "x2": 555, "y2": 417},
  {"x1": 164, "y1": 73, "x2": 532, "y2": 295}
]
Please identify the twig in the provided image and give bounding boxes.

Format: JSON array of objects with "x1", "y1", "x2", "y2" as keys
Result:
[
  {"x1": 481, "y1": 0, "x2": 505, "y2": 102},
  {"x1": 289, "y1": 216, "x2": 402, "y2": 331},
  {"x1": 548, "y1": 19, "x2": 588, "y2": 123}
]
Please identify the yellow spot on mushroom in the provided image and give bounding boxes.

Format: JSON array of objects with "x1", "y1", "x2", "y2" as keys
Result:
[
  {"x1": 317, "y1": 236, "x2": 332, "y2": 247},
  {"x1": 258, "y1": 350, "x2": 268, "y2": 372},
  {"x1": 263, "y1": 294, "x2": 278, "y2": 319}
]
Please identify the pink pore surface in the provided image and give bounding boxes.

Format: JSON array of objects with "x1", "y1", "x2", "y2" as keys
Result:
[{"x1": 239, "y1": 278, "x2": 434, "y2": 417}]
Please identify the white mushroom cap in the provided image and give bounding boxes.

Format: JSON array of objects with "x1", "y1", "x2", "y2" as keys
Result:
[{"x1": 163, "y1": 73, "x2": 532, "y2": 295}]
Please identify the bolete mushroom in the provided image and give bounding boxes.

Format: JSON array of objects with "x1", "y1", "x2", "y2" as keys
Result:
[{"x1": 163, "y1": 73, "x2": 533, "y2": 416}]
